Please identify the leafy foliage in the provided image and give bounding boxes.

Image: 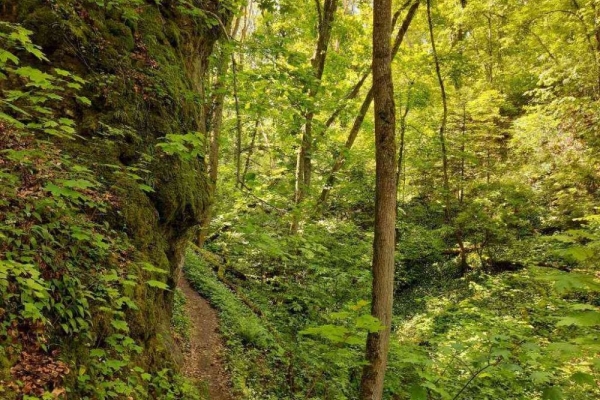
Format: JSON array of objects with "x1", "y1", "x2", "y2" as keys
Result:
[
  {"x1": 4, "y1": 0, "x2": 600, "y2": 398},
  {"x1": 0, "y1": 17, "x2": 200, "y2": 399}
]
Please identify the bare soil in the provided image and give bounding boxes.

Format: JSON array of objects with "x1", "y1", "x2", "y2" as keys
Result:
[{"x1": 178, "y1": 277, "x2": 234, "y2": 400}]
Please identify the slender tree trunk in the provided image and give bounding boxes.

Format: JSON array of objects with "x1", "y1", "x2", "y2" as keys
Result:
[
  {"x1": 459, "y1": 104, "x2": 465, "y2": 205},
  {"x1": 232, "y1": 53, "x2": 243, "y2": 188},
  {"x1": 456, "y1": 102, "x2": 468, "y2": 271},
  {"x1": 262, "y1": 128, "x2": 275, "y2": 171},
  {"x1": 485, "y1": 14, "x2": 493, "y2": 84},
  {"x1": 318, "y1": 0, "x2": 415, "y2": 141},
  {"x1": 197, "y1": 55, "x2": 228, "y2": 247},
  {"x1": 570, "y1": 0, "x2": 600, "y2": 98},
  {"x1": 396, "y1": 94, "x2": 410, "y2": 203},
  {"x1": 241, "y1": 1, "x2": 253, "y2": 42},
  {"x1": 291, "y1": 0, "x2": 339, "y2": 232},
  {"x1": 208, "y1": 46, "x2": 232, "y2": 185},
  {"x1": 317, "y1": 1, "x2": 419, "y2": 209},
  {"x1": 454, "y1": 0, "x2": 468, "y2": 272},
  {"x1": 359, "y1": 0, "x2": 397, "y2": 397},
  {"x1": 318, "y1": 87, "x2": 374, "y2": 207},
  {"x1": 427, "y1": 0, "x2": 450, "y2": 223},
  {"x1": 242, "y1": 117, "x2": 260, "y2": 186},
  {"x1": 321, "y1": 70, "x2": 370, "y2": 133},
  {"x1": 197, "y1": 18, "x2": 241, "y2": 247},
  {"x1": 302, "y1": 113, "x2": 315, "y2": 189}
]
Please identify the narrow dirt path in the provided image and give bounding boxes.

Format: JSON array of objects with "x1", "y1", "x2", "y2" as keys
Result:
[{"x1": 178, "y1": 277, "x2": 233, "y2": 400}]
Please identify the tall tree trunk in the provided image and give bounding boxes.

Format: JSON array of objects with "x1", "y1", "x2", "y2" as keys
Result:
[
  {"x1": 359, "y1": 0, "x2": 397, "y2": 397},
  {"x1": 396, "y1": 91, "x2": 410, "y2": 204},
  {"x1": 197, "y1": 51, "x2": 228, "y2": 247},
  {"x1": 291, "y1": 0, "x2": 339, "y2": 232},
  {"x1": 262, "y1": 127, "x2": 275, "y2": 171},
  {"x1": 317, "y1": 1, "x2": 420, "y2": 209},
  {"x1": 242, "y1": 117, "x2": 260, "y2": 186},
  {"x1": 318, "y1": 87, "x2": 374, "y2": 207},
  {"x1": 317, "y1": 1, "x2": 415, "y2": 141},
  {"x1": 197, "y1": 18, "x2": 242, "y2": 247},
  {"x1": 454, "y1": 0, "x2": 469, "y2": 272},
  {"x1": 321, "y1": 69, "x2": 370, "y2": 133},
  {"x1": 232, "y1": 53, "x2": 243, "y2": 188},
  {"x1": 427, "y1": 0, "x2": 450, "y2": 223},
  {"x1": 456, "y1": 102, "x2": 468, "y2": 271}
]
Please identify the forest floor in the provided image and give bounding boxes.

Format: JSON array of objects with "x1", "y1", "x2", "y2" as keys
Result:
[{"x1": 178, "y1": 277, "x2": 233, "y2": 400}]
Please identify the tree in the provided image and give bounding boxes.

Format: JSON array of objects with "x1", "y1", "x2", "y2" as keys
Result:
[
  {"x1": 291, "y1": 0, "x2": 339, "y2": 232},
  {"x1": 198, "y1": 15, "x2": 243, "y2": 246},
  {"x1": 317, "y1": 0, "x2": 421, "y2": 209},
  {"x1": 359, "y1": 0, "x2": 398, "y2": 397}
]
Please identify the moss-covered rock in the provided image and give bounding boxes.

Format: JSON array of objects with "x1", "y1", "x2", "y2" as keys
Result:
[{"x1": 0, "y1": 0, "x2": 232, "y2": 395}]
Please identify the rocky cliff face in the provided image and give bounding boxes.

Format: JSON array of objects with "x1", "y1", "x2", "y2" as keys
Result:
[{"x1": 0, "y1": 0, "x2": 230, "y2": 396}]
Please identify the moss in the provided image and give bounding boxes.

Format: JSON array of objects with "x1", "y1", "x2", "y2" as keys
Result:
[
  {"x1": 164, "y1": 20, "x2": 183, "y2": 48},
  {"x1": 105, "y1": 19, "x2": 135, "y2": 51},
  {"x1": 2, "y1": 0, "x2": 228, "y2": 394},
  {"x1": 0, "y1": 354, "x2": 14, "y2": 397},
  {"x1": 21, "y1": 8, "x2": 63, "y2": 53}
]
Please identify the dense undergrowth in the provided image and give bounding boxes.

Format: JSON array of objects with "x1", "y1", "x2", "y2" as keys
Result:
[{"x1": 191, "y1": 196, "x2": 600, "y2": 399}]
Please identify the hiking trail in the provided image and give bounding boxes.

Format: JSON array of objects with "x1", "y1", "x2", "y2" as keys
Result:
[{"x1": 178, "y1": 277, "x2": 233, "y2": 400}]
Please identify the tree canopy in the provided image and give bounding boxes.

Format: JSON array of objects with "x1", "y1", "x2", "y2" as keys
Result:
[{"x1": 1, "y1": 0, "x2": 599, "y2": 399}]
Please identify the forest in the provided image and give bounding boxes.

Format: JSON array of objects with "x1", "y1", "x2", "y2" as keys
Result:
[{"x1": 0, "y1": 0, "x2": 599, "y2": 399}]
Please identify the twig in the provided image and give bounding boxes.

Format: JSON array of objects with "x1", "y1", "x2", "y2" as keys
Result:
[{"x1": 451, "y1": 357, "x2": 502, "y2": 400}]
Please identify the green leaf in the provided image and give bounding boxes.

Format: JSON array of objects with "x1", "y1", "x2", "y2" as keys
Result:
[
  {"x1": 344, "y1": 335, "x2": 363, "y2": 345},
  {"x1": 0, "y1": 112, "x2": 24, "y2": 128},
  {"x1": 409, "y1": 384, "x2": 428, "y2": 400},
  {"x1": 60, "y1": 179, "x2": 96, "y2": 190},
  {"x1": 0, "y1": 49, "x2": 19, "y2": 65},
  {"x1": 14, "y1": 66, "x2": 53, "y2": 84},
  {"x1": 76, "y1": 96, "x2": 92, "y2": 106},
  {"x1": 90, "y1": 349, "x2": 106, "y2": 358},
  {"x1": 300, "y1": 325, "x2": 349, "y2": 343},
  {"x1": 355, "y1": 314, "x2": 385, "y2": 333},
  {"x1": 146, "y1": 280, "x2": 170, "y2": 290},
  {"x1": 58, "y1": 118, "x2": 75, "y2": 126},
  {"x1": 556, "y1": 311, "x2": 600, "y2": 327},
  {"x1": 67, "y1": 82, "x2": 82, "y2": 90},
  {"x1": 138, "y1": 183, "x2": 154, "y2": 193},
  {"x1": 542, "y1": 386, "x2": 563, "y2": 400},
  {"x1": 54, "y1": 68, "x2": 71, "y2": 77},
  {"x1": 329, "y1": 311, "x2": 351, "y2": 320},
  {"x1": 44, "y1": 183, "x2": 82, "y2": 200},
  {"x1": 141, "y1": 263, "x2": 168, "y2": 274},
  {"x1": 547, "y1": 342, "x2": 578, "y2": 353},
  {"x1": 111, "y1": 319, "x2": 129, "y2": 332},
  {"x1": 105, "y1": 359, "x2": 128, "y2": 371},
  {"x1": 531, "y1": 371, "x2": 552, "y2": 384},
  {"x1": 422, "y1": 380, "x2": 450, "y2": 398},
  {"x1": 350, "y1": 300, "x2": 370, "y2": 311},
  {"x1": 570, "y1": 372, "x2": 595, "y2": 386},
  {"x1": 491, "y1": 349, "x2": 511, "y2": 359}
]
